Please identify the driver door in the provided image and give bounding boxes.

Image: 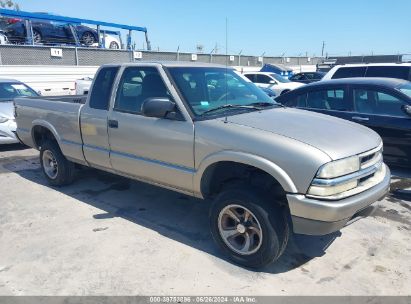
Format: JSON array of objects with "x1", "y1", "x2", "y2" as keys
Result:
[{"x1": 107, "y1": 65, "x2": 195, "y2": 193}]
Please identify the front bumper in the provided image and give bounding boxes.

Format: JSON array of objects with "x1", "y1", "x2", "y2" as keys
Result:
[
  {"x1": 287, "y1": 164, "x2": 390, "y2": 235},
  {"x1": 0, "y1": 120, "x2": 18, "y2": 144}
]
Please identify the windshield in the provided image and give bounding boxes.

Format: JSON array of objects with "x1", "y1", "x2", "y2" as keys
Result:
[
  {"x1": 398, "y1": 83, "x2": 411, "y2": 98},
  {"x1": 269, "y1": 73, "x2": 291, "y2": 83},
  {"x1": 0, "y1": 82, "x2": 38, "y2": 102},
  {"x1": 168, "y1": 67, "x2": 277, "y2": 116}
]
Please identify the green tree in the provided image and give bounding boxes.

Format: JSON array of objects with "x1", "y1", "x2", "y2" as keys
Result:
[{"x1": 0, "y1": 0, "x2": 20, "y2": 10}]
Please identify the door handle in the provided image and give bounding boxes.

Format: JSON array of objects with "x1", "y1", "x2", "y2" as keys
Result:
[
  {"x1": 108, "y1": 119, "x2": 118, "y2": 128},
  {"x1": 352, "y1": 116, "x2": 369, "y2": 121}
]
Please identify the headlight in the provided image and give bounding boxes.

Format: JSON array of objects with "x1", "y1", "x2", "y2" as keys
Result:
[
  {"x1": 317, "y1": 155, "x2": 360, "y2": 178},
  {"x1": 308, "y1": 155, "x2": 360, "y2": 198},
  {"x1": 0, "y1": 116, "x2": 9, "y2": 123}
]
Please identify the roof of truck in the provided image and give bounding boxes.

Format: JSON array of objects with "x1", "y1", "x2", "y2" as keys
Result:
[{"x1": 104, "y1": 61, "x2": 231, "y2": 69}]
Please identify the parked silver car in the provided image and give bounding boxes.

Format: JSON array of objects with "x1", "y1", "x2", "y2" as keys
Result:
[
  {"x1": 0, "y1": 78, "x2": 38, "y2": 144},
  {"x1": 15, "y1": 62, "x2": 390, "y2": 268}
]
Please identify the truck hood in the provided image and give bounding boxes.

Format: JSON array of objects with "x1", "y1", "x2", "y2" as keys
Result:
[
  {"x1": 223, "y1": 107, "x2": 381, "y2": 160},
  {"x1": 0, "y1": 101, "x2": 14, "y2": 119}
]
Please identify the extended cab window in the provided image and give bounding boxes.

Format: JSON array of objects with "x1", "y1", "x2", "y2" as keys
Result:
[
  {"x1": 114, "y1": 67, "x2": 169, "y2": 114},
  {"x1": 332, "y1": 67, "x2": 366, "y2": 79},
  {"x1": 353, "y1": 88, "x2": 408, "y2": 117},
  {"x1": 89, "y1": 67, "x2": 119, "y2": 110},
  {"x1": 306, "y1": 89, "x2": 348, "y2": 111}
]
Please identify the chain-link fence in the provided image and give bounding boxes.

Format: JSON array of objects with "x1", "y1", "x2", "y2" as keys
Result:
[
  {"x1": 0, "y1": 45, "x2": 404, "y2": 67},
  {"x1": 0, "y1": 44, "x2": 324, "y2": 67}
]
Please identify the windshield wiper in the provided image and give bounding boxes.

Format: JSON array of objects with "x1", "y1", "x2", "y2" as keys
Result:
[
  {"x1": 246, "y1": 101, "x2": 285, "y2": 108},
  {"x1": 200, "y1": 104, "x2": 261, "y2": 116}
]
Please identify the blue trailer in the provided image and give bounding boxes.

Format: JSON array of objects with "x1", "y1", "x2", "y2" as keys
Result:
[{"x1": 0, "y1": 8, "x2": 150, "y2": 50}]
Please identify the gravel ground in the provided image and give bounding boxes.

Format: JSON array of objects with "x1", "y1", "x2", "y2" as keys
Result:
[{"x1": 0, "y1": 144, "x2": 410, "y2": 296}]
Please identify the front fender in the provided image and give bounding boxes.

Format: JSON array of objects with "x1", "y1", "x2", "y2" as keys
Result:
[{"x1": 194, "y1": 150, "x2": 298, "y2": 198}]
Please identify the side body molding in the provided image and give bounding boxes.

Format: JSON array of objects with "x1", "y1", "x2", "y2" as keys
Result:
[{"x1": 193, "y1": 150, "x2": 298, "y2": 198}]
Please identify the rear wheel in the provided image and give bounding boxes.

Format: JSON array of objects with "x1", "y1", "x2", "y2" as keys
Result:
[
  {"x1": 210, "y1": 186, "x2": 289, "y2": 268},
  {"x1": 109, "y1": 41, "x2": 119, "y2": 49},
  {"x1": 40, "y1": 141, "x2": 75, "y2": 186},
  {"x1": 32, "y1": 30, "x2": 42, "y2": 43},
  {"x1": 81, "y1": 32, "x2": 96, "y2": 46}
]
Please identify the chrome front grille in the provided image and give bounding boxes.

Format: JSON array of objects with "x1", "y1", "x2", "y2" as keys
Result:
[{"x1": 359, "y1": 143, "x2": 383, "y2": 170}]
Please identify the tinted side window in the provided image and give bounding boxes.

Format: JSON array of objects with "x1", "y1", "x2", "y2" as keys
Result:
[
  {"x1": 291, "y1": 74, "x2": 305, "y2": 81},
  {"x1": 256, "y1": 74, "x2": 272, "y2": 84},
  {"x1": 365, "y1": 66, "x2": 410, "y2": 81},
  {"x1": 332, "y1": 67, "x2": 367, "y2": 79},
  {"x1": 307, "y1": 89, "x2": 347, "y2": 110},
  {"x1": 244, "y1": 74, "x2": 255, "y2": 82},
  {"x1": 89, "y1": 67, "x2": 119, "y2": 110},
  {"x1": 283, "y1": 93, "x2": 307, "y2": 107},
  {"x1": 353, "y1": 88, "x2": 408, "y2": 117},
  {"x1": 114, "y1": 67, "x2": 168, "y2": 114}
]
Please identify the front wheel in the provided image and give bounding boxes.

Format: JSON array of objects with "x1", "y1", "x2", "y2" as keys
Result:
[
  {"x1": 40, "y1": 141, "x2": 75, "y2": 186},
  {"x1": 210, "y1": 186, "x2": 289, "y2": 268}
]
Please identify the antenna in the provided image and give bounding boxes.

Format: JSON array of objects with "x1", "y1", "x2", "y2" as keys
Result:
[{"x1": 224, "y1": 17, "x2": 228, "y2": 124}]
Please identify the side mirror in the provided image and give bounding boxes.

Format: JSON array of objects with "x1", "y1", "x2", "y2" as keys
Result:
[
  {"x1": 402, "y1": 104, "x2": 411, "y2": 117},
  {"x1": 269, "y1": 80, "x2": 276, "y2": 85},
  {"x1": 141, "y1": 97, "x2": 176, "y2": 119}
]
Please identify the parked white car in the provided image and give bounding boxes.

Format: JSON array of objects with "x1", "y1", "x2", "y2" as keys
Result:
[
  {"x1": 75, "y1": 77, "x2": 93, "y2": 95},
  {"x1": 243, "y1": 72, "x2": 304, "y2": 95},
  {"x1": 91, "y1": 33, "x2": 121, "y2": 49},
  {"x1": 0, "y1": 78, "x2": 39, "y2": 144},
  {"x1": 102, "y1": 33, "x2": 121, "y2": 49}
]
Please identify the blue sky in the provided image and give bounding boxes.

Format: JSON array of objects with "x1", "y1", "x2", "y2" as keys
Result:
[{"x1": 15, "y1": 0, "x2": 411, "y2": 56}]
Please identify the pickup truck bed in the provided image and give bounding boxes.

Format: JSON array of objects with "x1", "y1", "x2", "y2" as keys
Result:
[{"x1": 15, "y1": 95, "x2": 86, "y2": 165}]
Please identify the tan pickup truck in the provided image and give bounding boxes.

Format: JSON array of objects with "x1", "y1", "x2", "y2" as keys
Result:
[{"x1": 14, "y1": 62, "x2": 390, "y2": 268}]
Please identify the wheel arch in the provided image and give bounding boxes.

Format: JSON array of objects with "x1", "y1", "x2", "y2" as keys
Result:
[
  {"x1": 31, "y1": 120, "x2": 61, "y2": 150},
  {"x1": 195, "y1": 151, "x2": 298, "y2": 199}
]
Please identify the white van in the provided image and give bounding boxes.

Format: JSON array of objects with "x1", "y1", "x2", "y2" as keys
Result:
[{"x1": 322, "y1": 63, "x2": 411, "y2": 82}]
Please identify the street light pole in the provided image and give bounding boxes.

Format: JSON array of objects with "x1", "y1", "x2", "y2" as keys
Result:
[{"x1": 321, "y1": 41, "x2": 325, "y2": 57}]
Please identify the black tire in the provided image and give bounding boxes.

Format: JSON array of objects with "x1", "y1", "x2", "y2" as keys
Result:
[
  {"x1": 40, "y1": 141, "x2": 75, "y2": 186},
  {"x1": 81, "y1": 31, "x2": 96, "y2": 46},
  {"x1": 210, "y1": 186, "x2": 289, "y2": 268},
  {"x1": 32, "y1": 30, "x2": 42, "y2": 44},
  {"x1": 109, "y1": 41, "x2": 119, "y2": 49}
]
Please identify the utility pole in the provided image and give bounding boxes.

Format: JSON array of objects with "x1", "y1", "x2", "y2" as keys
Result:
[{"x1": 321, "y1": 41, "x2": 325, "y2": 57}]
